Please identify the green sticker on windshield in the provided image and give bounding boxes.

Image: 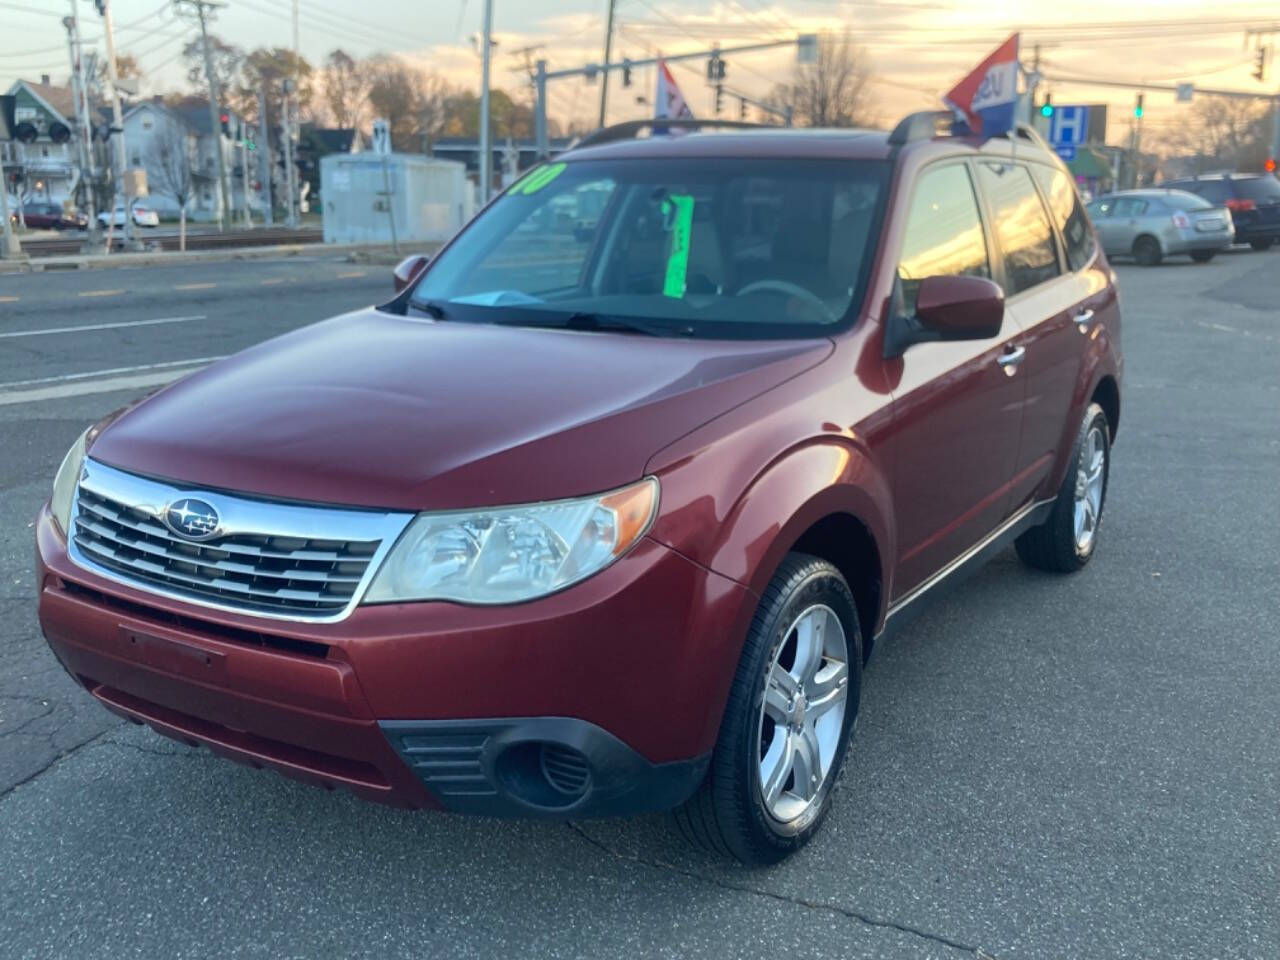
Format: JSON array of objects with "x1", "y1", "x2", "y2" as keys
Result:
[
  {"x1": 661, "y1": 193, "x2": 695, "y2": 298},
  {"x1": 513, "y1": 162, "x2": 566, "y2": 195}
]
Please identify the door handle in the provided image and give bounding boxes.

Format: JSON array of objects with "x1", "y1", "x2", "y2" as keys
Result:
[
  {"x1": 1073, "y1": 308, "x2": 1095, "y2": 330},
  {"x1": 997, "y1": 344, "x2": 1026, "y2": 374}
]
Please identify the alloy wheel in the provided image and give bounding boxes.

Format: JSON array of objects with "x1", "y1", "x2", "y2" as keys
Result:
[
  {"x1": 756, "y1": 604, "x2": 850, "y2": 824},
  {"x1": 1073, "y1": 424, "x2": 1106, "y2": 554}
]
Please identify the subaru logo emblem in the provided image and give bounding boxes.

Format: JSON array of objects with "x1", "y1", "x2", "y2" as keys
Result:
[{"x1": 164, "y1": 498, "x2": 220, "y2": 541}]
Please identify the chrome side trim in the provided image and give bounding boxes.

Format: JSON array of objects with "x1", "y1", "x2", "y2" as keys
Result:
[
  {"x1": 66, "y1": 458, "x2": 414, "y2": 624},
  {"x1": 884, "y1": 497, "x2": 1055, "y2": 622}
]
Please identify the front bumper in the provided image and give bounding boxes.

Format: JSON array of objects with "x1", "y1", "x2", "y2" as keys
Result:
[{"x1": 36, "y1": 506, "x2": 749, "y2": 815}]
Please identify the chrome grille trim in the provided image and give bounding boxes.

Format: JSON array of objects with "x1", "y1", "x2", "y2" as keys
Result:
[{"x1": 67, "y1": 458, "x2": 414, "y2": 623}]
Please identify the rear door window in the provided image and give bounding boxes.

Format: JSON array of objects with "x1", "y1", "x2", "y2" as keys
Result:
[
  {"x1": 1112, "y1": 197, "x2": 1148, "y2": 217},
  {"x1": 896, "y1": 163, "x2": 991, "y2": 316},
  {"x1": 975, "y1": 162, "x2": 1061, "y2": 296},
  {"x1": 1190, "y1": 181, "x2": 1230, "y2": 204},
  {"x1": 1032, "y1": 166, "x2": 1097, "y2": 272}
]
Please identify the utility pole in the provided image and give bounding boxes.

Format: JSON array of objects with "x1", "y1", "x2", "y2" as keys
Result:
[
  {"x1": 479, "y1": 0, "x2": 494, "y2": 203},
  {"x1": 239, "y1": 120, "x2": 251, "y2": 227},
  {"x1": 292, "y1": 0, "x2": 299, "y2": 60},
  {"x1": 597, "y1": 0, "x2": 617, "y2": 128},
  {"x1": 175, "y1": 0, "x2": 231, "y2": 232},
  {"x1": 62, "y1": 11, "x2": 99, "y2": 251},
  {"x1": 98, "y1": 0, "x2": 137, "y2": 249},
  {"x1": 1026, "y1": 43, "x2": 1041, "y2": 126},
  {"x1": 257, "y1": 87, "x2": 273, "y2": 225},
  {"x1": 282, "y1": 78, "x2": 297, "y2": 227},
  {"x1": 535, "y1": 59, "x2": 549, "y2": 160}
]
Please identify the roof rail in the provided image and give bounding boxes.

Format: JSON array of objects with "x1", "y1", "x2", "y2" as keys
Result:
[
  {"x1": 1003, "y1": 123, "x2": 1053, "y2": 152},
  {"x1": 572, "y1": 117, "x2": 774, "y2": 150},
  {"x1": 887, "y1": 110, "x2": 954, "y2": 146}
]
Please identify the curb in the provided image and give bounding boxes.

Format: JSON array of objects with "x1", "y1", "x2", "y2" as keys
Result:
[{"x1": 0, "y1": 242, "x2": 419, "y2": 275}]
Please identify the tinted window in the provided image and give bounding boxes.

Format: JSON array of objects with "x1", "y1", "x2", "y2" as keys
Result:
[
  {"x1": 412, "y1": 157, "x2": 888, "y2": 339},
  {"x1": 896, "y1": 163, "x2": 990, "y2": 315},
  {"x1": 1087, "y1": 199, "x2": 1113, "y2": 218},
  {"x1": 1113, "y1": 197, "x2": 1149, "y2": 217},
  {"x1": 976, "y1": 162, "x2": 1060, "y2": 295},
  {"x1": 1161, "y1": 191, "x2": 1213, "y2": 212},
  {"x1": 1032, "y1": 166, "x2": 1097, "y2": 272},
  {"x1": 1235, "y1": 177, "x2": 1280, "y2": 201},
  {"x1": 1190, "y1": 180, "x2": 1230, "y2": 204}
]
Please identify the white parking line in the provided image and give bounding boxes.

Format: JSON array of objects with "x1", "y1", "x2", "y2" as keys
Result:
[
  {"x1": 0, "y1": 314, "x2": 206, "y2": 339},
  {"x1": 0, "y1": 356, "x2": 225, "y2": 406}
]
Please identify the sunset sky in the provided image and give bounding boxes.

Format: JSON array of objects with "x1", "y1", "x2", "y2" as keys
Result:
[{"x1": 4, "y1": 0, "x2": 1278, "y2": 144}]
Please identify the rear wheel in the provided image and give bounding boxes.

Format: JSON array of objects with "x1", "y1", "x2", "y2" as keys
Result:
[
  {"x1": 1016, "y1": 402, "x2": 1111, "y2": 573},
  {"x1": 1189, "y1": 250, "x2": 1216, "y2": 263},
  {"x1": 674, "y1": 553, "x2": 861, "y2": 865},
  {"x1": 1250, "y1": 238, "x2": 1275, "y2": 251},
  {"x1": 1132, "y1": 235, "x2": 1162, "y2": 266}
]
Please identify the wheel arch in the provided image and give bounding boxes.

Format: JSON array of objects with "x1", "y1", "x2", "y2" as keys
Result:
[{"x1": 1091, "y1": 374, "x2": 1120, "y2": 439}]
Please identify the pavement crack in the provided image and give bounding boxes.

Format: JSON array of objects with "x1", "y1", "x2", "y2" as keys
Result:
[
  {"x1": 0, "y1": 725, "x2": 118, "y2": 802},
  {"x1": 565, "y1": 821, "x2": 992, "y2": 957}
]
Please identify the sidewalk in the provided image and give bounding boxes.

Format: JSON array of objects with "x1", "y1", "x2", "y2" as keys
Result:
[{"x1": 0, "y1": 241, "x2": 426, "y2": 275}]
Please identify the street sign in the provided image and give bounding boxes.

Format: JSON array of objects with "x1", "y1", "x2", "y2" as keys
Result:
[
  {"x1": 1176, "y1": 83, "x2": 1194, "y2": 103},
  {"x1": 1055, "y1": 144, "x2": 1077, "y2": 162},
  {"x1": 371, "y1": 118, "x2": 390, "y2": 155},
  {"x1": 1049, "y1": 105, "x2": 1089, "y2": 147},
  {"x1": 797, "y1": 34, "x2": 818, "y2": 64}
]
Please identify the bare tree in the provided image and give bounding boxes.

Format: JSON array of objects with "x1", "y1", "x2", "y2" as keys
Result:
[
  {"x1": 366, "y1": 54, "x2": 426, "y2": 150},
  {"x1": 768, "y1": 33, "x2": 877, "y2": 128},
  {"x1": 1155, "y1": 96, "x2": 1273, "y2": 172},
  {"x1": 321, "y1": 49, "x2": 369, "y2": 129},
  {"x1": 147, "y1": 123, "x2": 196, "y2": 251},
  {"x1": 182, "y1": 34, "x2": 243, "y2": 97}
]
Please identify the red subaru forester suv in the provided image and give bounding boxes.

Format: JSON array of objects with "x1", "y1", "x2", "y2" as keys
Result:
[{"x1": 36, "y1": 115, "x2": 1121, "y2": 865}]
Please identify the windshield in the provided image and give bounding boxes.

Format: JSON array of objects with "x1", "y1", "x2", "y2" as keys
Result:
[
  {"x1": 1236, "y1": 176, "x2": 1280, "y2": 202},
  {"x1": 1162, "y1": 191, "x2": 1213, "y2": 212},
  {"x1": 409, "y1": 157, "x2": 889, "y2": 338}
]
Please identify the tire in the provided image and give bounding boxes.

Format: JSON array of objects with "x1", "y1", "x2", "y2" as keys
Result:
[
  {"x1": 1249, "y1": 239, "x2": 1274, "y2": 251},
  {"x1": 1189, "y1": 250, "x2": 1215, "y2": 263},
  {"x1": 1132, "y1": 235, "x2": 1162, "y2": 266},
  {"x1": 674, "y1": 553, "x2": 862, "y2": 866},
  {"x1": 1016, "y1": 402, "x2": 1111, "y2": 573}
]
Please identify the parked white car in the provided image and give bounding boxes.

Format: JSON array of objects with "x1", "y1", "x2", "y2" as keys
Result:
[{"x1": 98, "y1": 201, "x2": 160, "y2": 228}]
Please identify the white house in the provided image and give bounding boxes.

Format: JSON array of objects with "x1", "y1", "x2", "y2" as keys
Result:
[{"x1": 123, "y1": 98, "x2": 252, "y2": 222}]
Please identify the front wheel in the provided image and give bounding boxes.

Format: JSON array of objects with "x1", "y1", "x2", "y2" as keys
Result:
[
  {"x1": 1016, "y1": 402, "x2": 1111, "y2": 573},
  {"x1": 674, "y1": 554, "x2": 862, "y2": 865}
]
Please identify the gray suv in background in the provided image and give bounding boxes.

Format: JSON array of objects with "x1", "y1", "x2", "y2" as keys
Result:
[{"x1": 1086, "y1": 189, "x2": 1233, "y2": 265}]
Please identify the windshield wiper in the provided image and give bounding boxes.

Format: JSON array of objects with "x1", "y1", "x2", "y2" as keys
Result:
[
  {"x1": 495, "y1": 311, "x2": 694, "y2": 338},
  {"x1": 411, "y1": 299, "x2": 448, "y2": 319}
]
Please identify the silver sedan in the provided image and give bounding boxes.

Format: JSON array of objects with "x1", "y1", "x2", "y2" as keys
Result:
[{"x1": 1086, "y1": 189, "x2": 1233, "y2": 265}]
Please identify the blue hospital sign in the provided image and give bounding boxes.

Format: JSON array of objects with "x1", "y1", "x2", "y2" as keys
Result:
[{"x1": 1050, "y1": 106, "x2": 1089, "y2": 147}]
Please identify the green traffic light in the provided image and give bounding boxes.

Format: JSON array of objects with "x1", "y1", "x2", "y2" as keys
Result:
[
  {"x1": 1040, "y1": 103, "x2": 1054, "y2": 118},
  {"x1": 1134, "y1": 107, "x2": 1143, "y2": 118}
]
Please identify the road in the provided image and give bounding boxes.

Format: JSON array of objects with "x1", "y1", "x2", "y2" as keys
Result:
[{"x1": 1, "y1": 251, "x2": 1277, "y2": 960}]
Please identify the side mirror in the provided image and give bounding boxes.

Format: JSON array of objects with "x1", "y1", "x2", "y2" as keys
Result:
[
  {"x1": 392, "y1": 254, "x2": 430, "y2": 293},
  {"x1": 884, "y1": 274, "x2": 1004, "y2": 358}
]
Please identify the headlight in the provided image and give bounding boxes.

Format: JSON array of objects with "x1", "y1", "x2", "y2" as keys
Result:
[
  {"x1": 365, "y1": 478, "x2": 658, "y2": 605},
  {"x1": 51, "y1": 428, "x2": 89, "y2": 537}
]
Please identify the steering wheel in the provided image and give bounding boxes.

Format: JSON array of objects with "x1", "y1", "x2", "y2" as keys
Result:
[{"x1": 736, "y1": 279, "x2": 836, "y2": 323}]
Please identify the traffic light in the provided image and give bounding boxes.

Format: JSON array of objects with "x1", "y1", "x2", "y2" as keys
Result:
[
  {"x1": 717, "y1": 59, "x2": 727, "y2": 81},
  {"x1": 1266, "y1": 156, "x2": 1277, "y2": 173},
  {"x1": 621, "y1": 59, "x2": 632, "y2": 88},
  {"x1": 740, "y1": 97, "x2": 747, "y2": 121},
  {"x1": 245, "y1": 125, "x2": 257, "y2": 151},
  {"x1": 1040, "y1": 94, "x2": 1053, "y2": 118},
  {"x1": 714, "y1": 83, "x2": 724, "y2": 115},
  {"x1": 1134, "y1": 93, "x2": 1144, "y2": 119},
  {"x1": 1254, "y1": 46, "x2": 1268, "y2": 82},
  {"x1": 220, "y1": 112, "x2": 230, "y2": 137}
]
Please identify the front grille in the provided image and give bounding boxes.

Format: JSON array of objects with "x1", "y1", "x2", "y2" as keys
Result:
[{"x1": 69, "y1": 459, "x2": 412, "y2": 622}]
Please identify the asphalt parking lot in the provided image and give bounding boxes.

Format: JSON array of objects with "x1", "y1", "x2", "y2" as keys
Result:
[{"x1": 1, "y1": 249, "x2": 1277, "y2": 959}]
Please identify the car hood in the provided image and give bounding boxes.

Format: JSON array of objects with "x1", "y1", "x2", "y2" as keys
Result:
[{"x1": 90, "y1": 307, "x2": 832, "y2": 511}]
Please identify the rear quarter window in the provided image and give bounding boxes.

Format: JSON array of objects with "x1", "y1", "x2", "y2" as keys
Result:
[
  {"x1": 1235, "y1": 177, "x2": 1280, "y2": 201},
  {"x1": 1161, "y1": 191, "x2": 1214, "y2": 212}
]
